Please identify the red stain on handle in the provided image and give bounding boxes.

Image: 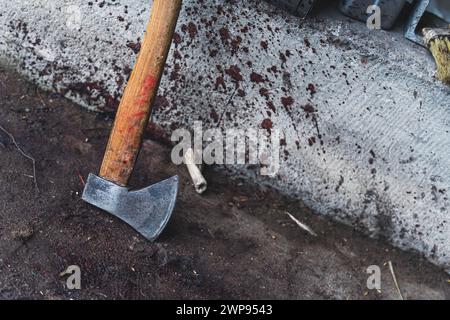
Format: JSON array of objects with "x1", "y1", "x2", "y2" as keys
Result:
[
  {"x1": 133, "y1": 111, "x2": 147, "y2": 119},
  {"x1": 143, "y1": 75, "x2": 157, "y2": 91},
  {"x1": 137, "y1": 98, "x2": 149, "y2": 105},
  {"x1": 136, "y1": 75, "x2": 158, "y2": 106},
  {"x1": 126, "y1": 111, "x2": 148, "y2": 135}
]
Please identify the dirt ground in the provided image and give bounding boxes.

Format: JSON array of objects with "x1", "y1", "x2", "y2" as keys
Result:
[{"x1": 0, "y1": 67, "x2": 449, "y2": 300}]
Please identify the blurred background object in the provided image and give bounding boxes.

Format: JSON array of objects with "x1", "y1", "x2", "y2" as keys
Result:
[
  {"x1": 339, "y1": 0, "x2": 407, "y2": 30},
  {"x1": 429, "y1": 0, "x2": 450, "y2": 23},
  {"x1": 264, "y1": 0, "x2": 317, "y2": 17},
  {"x1": 423, "y1": 27, "x2": 450, "y2": 84}
]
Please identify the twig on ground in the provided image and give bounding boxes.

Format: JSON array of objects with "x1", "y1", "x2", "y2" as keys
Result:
[
  {"x1": 37, "y1": 92, "x2": 47, "y2": 109},
  {"x1": 0, "y1": 124, "x2": 40, "y2": 192},
  {"x1": 285, "y1": 211, "x2": 317, "y2": 237},
  {"x1": 78, "y1": 172, "x2": 86, "y2": 187},
  {"x1": 388, "y1": 261, "x2": 404, "y2": 300}
]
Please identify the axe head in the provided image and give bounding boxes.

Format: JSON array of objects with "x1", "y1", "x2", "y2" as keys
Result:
[{"x1": 82, "y1": 173, "x2": 178, "y2": 241}]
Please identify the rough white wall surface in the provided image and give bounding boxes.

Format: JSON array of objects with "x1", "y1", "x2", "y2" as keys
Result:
[{"x1": 0, "y1": 0, "x2": 449, "y2": 271}]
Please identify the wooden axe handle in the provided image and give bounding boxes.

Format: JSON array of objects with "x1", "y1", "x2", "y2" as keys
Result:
[{"x1": 100, "y1": 0, "x2": 182, "y2": 186}]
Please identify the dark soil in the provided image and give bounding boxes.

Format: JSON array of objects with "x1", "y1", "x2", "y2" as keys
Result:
[{"x1": 0, "y1": 67, "x2": 449, "y2": 300}]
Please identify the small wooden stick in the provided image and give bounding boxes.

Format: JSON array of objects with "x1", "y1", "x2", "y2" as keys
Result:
[
  {"x1": 388, "y1": 261, "x2": 404, "y2": 300},
  {"x1": 0, "y1": 124, "x2": 39, "y2": 192}
]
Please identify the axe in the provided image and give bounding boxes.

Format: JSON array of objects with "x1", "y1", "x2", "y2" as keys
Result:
[{"x1": 82, "y1": 0, "x2": 182, "y2": 241}]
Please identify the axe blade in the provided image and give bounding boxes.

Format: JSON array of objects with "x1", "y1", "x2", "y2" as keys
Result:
[{"x1": 82, "y1": 173, "x2": 179, "y2": 241}]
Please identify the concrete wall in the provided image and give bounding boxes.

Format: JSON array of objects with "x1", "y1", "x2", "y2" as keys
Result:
[{"x1": 1, "y1": 0, "x2": 449, "y2": 272}]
